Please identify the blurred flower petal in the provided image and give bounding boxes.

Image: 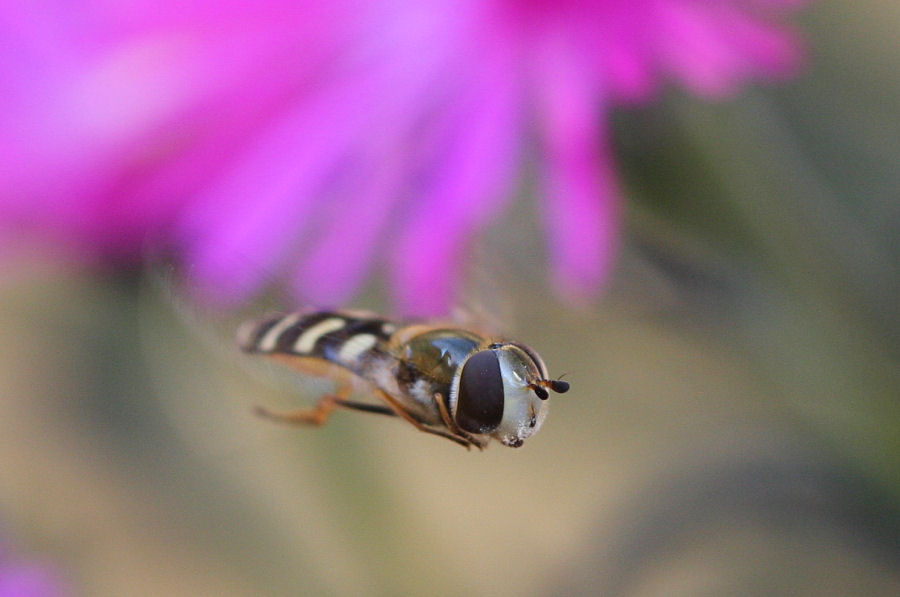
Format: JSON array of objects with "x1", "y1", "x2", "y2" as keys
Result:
[
  {"x1": 0, "y1": 0, "x2": 809, "y2": 313},
  {"x1": 177, "y1": 74, "x2": 368, "y2": 302},
  {"x1": 653, "y1": 1, "x2": 804, "y2": 97},
  {"x1": 390, "y1": 40, "x2": 521, "y2": 316},
  {"x1": 534, "y1": 30, "x2": 620, "y2": 298},
  {"x1": 290, "y1": 158, "x2": 404, "y2": 307}
]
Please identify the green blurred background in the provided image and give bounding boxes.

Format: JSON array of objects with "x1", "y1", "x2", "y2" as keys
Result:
[{"x1": 2, "y1": 3, "x2": 898, "y2": 595}]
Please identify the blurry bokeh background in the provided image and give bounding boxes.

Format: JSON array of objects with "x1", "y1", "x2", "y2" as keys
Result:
[{"x1": 2, "y1": 2, "x2": 899, "y2": 596}]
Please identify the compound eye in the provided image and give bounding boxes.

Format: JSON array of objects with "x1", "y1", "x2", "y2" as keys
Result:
[{"x1": 455, "y1": 349, "x2": 504, "y2": 434}]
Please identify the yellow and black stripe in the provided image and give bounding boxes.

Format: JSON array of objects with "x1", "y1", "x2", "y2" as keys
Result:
[{"x1": 238, "y1": 311, "x2": 398, "y2": 378}]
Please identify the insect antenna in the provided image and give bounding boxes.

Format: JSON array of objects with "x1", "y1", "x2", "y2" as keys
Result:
[
  {"x1": 528, "y1": 384, "x2": 550, "y2": 400},
  {"x1": 548, "y1": 373, "x2": 570, "y2": 394},
  {"x1": 529, "y1": 374, "x2": 570, "y2": 400}
]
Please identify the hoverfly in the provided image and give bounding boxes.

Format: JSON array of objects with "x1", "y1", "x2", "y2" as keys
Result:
[{"x1": 237, "y1": 311, "x2": 569, "y2": 449}]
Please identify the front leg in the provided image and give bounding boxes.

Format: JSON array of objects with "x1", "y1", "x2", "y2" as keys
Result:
[{"x1": 374, "y1": 389, "x2": 475, "y2": 449}]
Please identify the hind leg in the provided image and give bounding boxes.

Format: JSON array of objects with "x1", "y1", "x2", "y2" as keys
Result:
[{"x1": 255, "y1": 386, "x2": 396, "y2": 426}]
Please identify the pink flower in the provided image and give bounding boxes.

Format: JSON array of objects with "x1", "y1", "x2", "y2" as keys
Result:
[{"x1": 1, "y1": 0, "x2": 807, "y2": 315}]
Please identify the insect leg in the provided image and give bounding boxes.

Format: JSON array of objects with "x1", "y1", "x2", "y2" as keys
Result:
[
  {"x1": 254, "y1": 397, "x2": 338, "y2": 426},
  {"x1": 331, "y1": 400, "x2": 397, "y2": 417},
  {"x1": 373, "y1": 389, "x2": 474, "y2": 449},
  {"x1": 254, "y1": 385, "x2": 396, "y2": 426}
]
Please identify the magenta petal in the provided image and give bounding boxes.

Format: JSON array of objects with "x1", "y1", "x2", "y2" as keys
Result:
[
  {"x1": 650, "y1": 0, "x2": 805, "y2": 98},
  {"x1": 652, "y1": 0, "x2": 746, "y2": 98},
  {"x1": 0, "y1": 0, "x2": 811, "y2": 311},
  {"x1": 290, "y1": 161, "x2": 403, "y2": 307},
  {"x1": 176, "y1": 109, "x2": 327, "y2": 304},
  {"x1": 390, "y1": 45, "x2": 521, "y2": 316},
  {"x1": 177, "y1": 63, "x2": 396, "y2": 304},
  {"x1": 604, "y1": 26, "x2": 658, "y2": 102},
  {"x1": 392, "y1": 230, "x2": 461, "y2": 318},
  {"x1": 542, "y1": 137, "x2": 620, "y2": 299},
  {"x1": 289, "y1": 28, "x2": 459, "y2": 307},
  {"x1": 535, "y1": 32, "x2": 620, "y2": 298},
  {"x1": 718, "y1": 5, "x2": 806, "y2": 79},
  {"x1": 582, "y1": 5, "x2": 660, "y2": 104}
]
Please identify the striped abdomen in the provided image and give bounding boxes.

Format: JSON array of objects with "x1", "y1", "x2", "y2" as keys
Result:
[{"x1": 237, "y1": 311, "x2": 398, "y2": 379}]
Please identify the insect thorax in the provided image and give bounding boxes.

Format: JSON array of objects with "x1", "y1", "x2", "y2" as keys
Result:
[{"x1": 395, "y1": 329, "x2": 485, "y2": 395}]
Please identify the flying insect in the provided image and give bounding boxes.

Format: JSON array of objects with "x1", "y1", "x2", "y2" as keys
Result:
[{"x1": 238, "y1": 310, "x2": 569, "y2": 449}]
